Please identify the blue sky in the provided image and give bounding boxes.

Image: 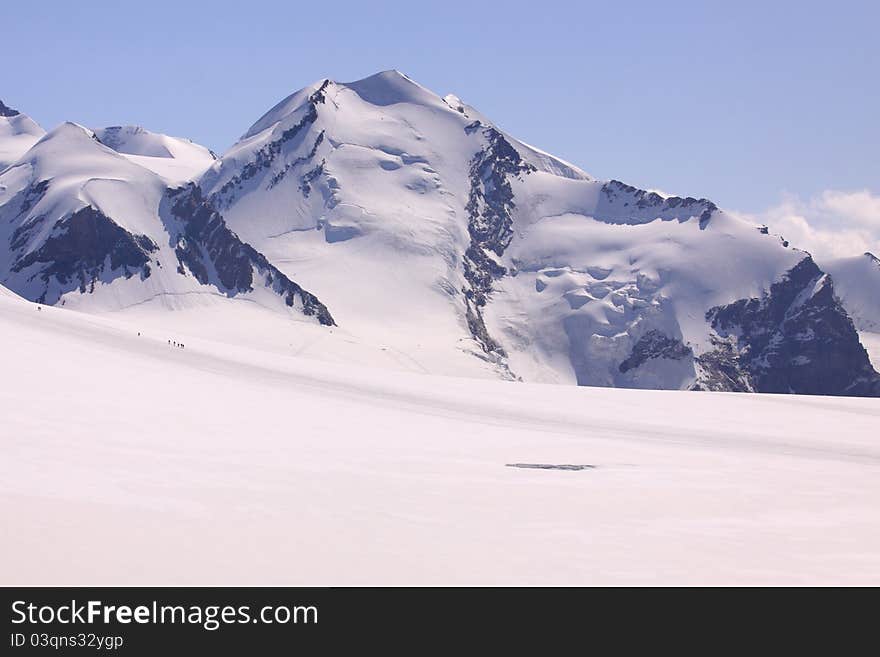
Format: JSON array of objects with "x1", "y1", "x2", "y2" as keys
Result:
[{"x1": 3, "y1": 0, "x2": 878, "y2": 219}]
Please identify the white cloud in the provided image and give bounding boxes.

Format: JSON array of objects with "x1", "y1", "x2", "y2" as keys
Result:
[{"x1": 734, "y1": 190, "x2": 880, "y2": 260}]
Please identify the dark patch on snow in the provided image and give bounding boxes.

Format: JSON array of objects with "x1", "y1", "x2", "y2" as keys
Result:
[
  {"x1": 618, "y1": 330, "x2": 692, "y2": 373},
  {"x1": 506, "y1": 463, "x2": 596, "y2": 471},
  {"x1": 695, "y1": 256, "x2": 880, "y2": 396}
]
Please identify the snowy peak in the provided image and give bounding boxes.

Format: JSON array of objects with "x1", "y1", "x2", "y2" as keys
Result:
[
  {"x1": 93, "y1": 125, "x2": 216, "y2": 184},
  {"x1": 32, "y1": 121, "x2": 101, "y2": 151},
  {"x1": 242, "y1": 70, "x2": 444, "y2": 141},
  {"x1": 95, "y1": 125, "x2": 214, "y2": 160},
  {"x1": 0, "y1": 115, "x2": 333, "y2": 324},
  {"x1": 1, "y1": 71, "x2": 876, "y2": 396},
  {"x1": 0, "y1": 100, "x2": 45, "y2": 170},
  {"x1": 241, "y1": 79, "x2": 332, "y2": 141},
  {"x1": 189, "y1": 69, "x2": 880, "y2": 395},
  {"x1": 822, "y1": 251, "x2": 880, "y2": 333},
  {"x1": 19, "y1": 121, "x2": 167, "y2": 205},
  {"x1": 699, "y1": 256, "x2": 880, "y2": 395},
  {"x1": 339, "y1": 69, "x2": 446, "y2": 109}
]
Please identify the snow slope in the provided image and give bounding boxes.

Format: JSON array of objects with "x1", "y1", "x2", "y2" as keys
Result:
[
  {"x1": 94, "y1": 125, "x2": 216, "y2": 184},
  {"x1": 198, "y1": 70, "x2": 877, "y2": 394},
  {"x1": 1, "y1": 286, "x2": 879, "y2": 585},
  {"x1": 824, "y1": 252, "x2": 880, "y2": 367},
  {"x1": 200, "y1": 72, "x2": 511, "y2": 379},
  {"x1": 0, "y1": 122, "x2": 332, "y2": 324},
  {"x1": 0, "y1": 100, "x2": 44, "y2": 171},
  {"x1": 1, "y1": 75, "x2": 876, "y2": 395}
]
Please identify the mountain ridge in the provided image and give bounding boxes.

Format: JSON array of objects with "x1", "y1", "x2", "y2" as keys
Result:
[{"x1": 1, "y1": 73, "x2": 877, "y2": 395}]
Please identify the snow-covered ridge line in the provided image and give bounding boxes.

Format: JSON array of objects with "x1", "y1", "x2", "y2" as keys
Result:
[
  {"x1": 0, "y1": 118, "x2": 335, "y2": 325},
  {"x1": 1, "y1": 71, "x2": 877, "y2": 395},
  {"x1": 0, "y1": 99, "x2": 45, "y2": 171}
]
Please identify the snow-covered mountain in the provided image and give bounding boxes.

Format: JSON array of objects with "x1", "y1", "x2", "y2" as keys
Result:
[
  {"x1": 0, "y1": 99, "x2": 45, "y2": 170},
  {"x1": 0, "y1": 121, "x2": 332, "y2": 324},
  {"x1": 1, "y1": 74, "x2": 877, "y2": 395},
  {"x1": 823, "y1": 252, "x2": 880, "y2": 367},
  {"x1": 94, "y1": 125, "x2": 216, "y2": 184},
  {"x1": 197, "y1": 71, "x2": 879, "y2": 395}
]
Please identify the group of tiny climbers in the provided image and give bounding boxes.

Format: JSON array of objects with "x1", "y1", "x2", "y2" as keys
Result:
[{"x1": 36, "y1": 304, "x2": 186, "y2": 349}]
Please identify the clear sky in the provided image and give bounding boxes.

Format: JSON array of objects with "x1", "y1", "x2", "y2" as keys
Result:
[{"x1": 3, "y1": 0, "x2": 878, "y2": 219}]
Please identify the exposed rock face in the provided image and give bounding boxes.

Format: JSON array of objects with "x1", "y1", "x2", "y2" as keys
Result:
[
  {"x1": 462, "y1": 126, "x2": 536, "y2": 354},
  {"x1": 268, "y1": 131, "x2": 325, "y2": 190},
  {"x1": 299, "y1": 161, "x2": 324, "y2": 198},
  {"x1": 0, "y1": 100, "x2": 21, "y2": 118},
  {"x1": 619, "y1": 330, "x2": 693, "y2": 373},
  {"x1": 696, "y1": 257, "x2": 880, "y2": 396},
  {"x1": 213, "y1": 80, "x2": 330, "y2": 208},
  {"x1": 597, "y1": 180, "x2": 717, "y2": 228},
  {"x1": 6, "y1": 179, "x2": 50, "y2": 225},
  {"x1": 167, "y1": 184, "x2": 335, "y2": 325},
  {"x1": 10, "y1": 206, "x2": 157, "y2": 304}
]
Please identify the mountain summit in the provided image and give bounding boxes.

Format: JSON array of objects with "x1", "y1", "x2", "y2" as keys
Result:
[
  {"x1": 0, "y1": 73, "x2": 877, "y2": 395},
  {"x1": 0, "y1": 100, "x2": 45, "y2": 170}
]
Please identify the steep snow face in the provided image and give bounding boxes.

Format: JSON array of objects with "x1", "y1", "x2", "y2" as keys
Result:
[
  {"x1": 0, "y1": 100, "x2": 45, "y2": 171},
  {"x1": 199, "y1": 71, "x2": 533, "y2": 379},
  {"x1": 823, "y1": 252, "x2": 880, "y2": 369},
  {"x1": 3, "y1": 73, "x2": 873, "y2": 394},
  {"x1": 823, "y1": 252, "x2": 880, "y2": 332},
  {"x1": 0, "y1": 122, "x2": 332, "y2": 324},
  {"x1": 200, "y1": 70, "x2": 877, "y2": 394},
  {"x1": 94, "y1": 125, "x2": 216, "y2": 184},
  {"x1": 198, "y1": 71, "x2": 614, "y2": 381}
]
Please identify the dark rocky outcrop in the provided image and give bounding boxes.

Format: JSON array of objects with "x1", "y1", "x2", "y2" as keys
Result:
[
  {"x1": 0, "y1": 100, "x2": 21, "y2": 117},
  {"x1": 214, "y1": 80, "x2": 330, "y2": 207},
  {"x1": 462, "y1": 126, "x2": 536, "y2": 354},
  {"x1": 5, "y1": 179, "x2": 50, "y2": 230},
  {"x1": 167, "y1": 184, "x2": 335, "y2": 325},
  {"x1": 598, "y1": 180, "x2": 717, "y2": 228},
  {"x1": 299, "y1": 161, "x2": 325, "y2": 198},
  {"x1": 693, "y1": 336, "x2": 754, "y2": 392},
  {"x1": 695, "y1": 257, "x2": 880, "y2": 396},
  {"x1": 619, "y1": 330, "x2": 693, "y2": 373},
  {"x1": 267, "y1": 131, "x2": 325, "y2": 190},
  {"x1": 10, "y1": 206, "x2": 157, "y2": 303}
]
